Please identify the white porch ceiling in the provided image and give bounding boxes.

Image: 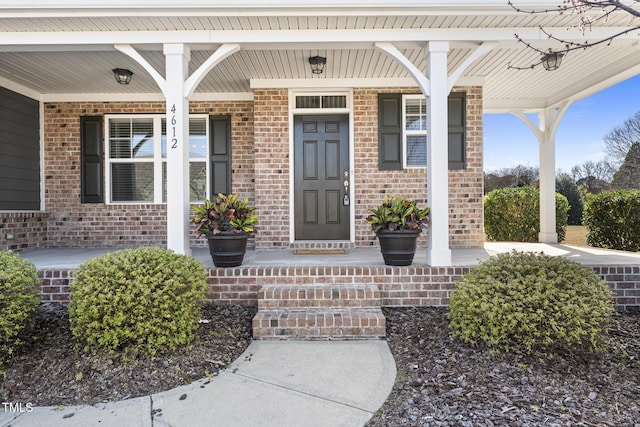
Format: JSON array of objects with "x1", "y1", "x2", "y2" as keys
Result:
[{"x1": 0, "y1": 1, "x2": 639, "y2": 113}]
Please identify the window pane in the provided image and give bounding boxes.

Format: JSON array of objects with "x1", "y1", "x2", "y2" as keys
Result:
[
  {"x1": 189, "y1": 118, "x2": 207, "y2": 158},
  {"x1": 111, "y1": 163, "x2": 154, "y2": 202},
  {"x1": 162, "y1": 161, "x2": 207, "y2": 202},
  {"x1": 405, "y1": 98, "x2": 426, "y2": 131},
  {"x1": 296, "y1": 96, "x2": 321, "y2": 109},
  {"x1": 161, "y1": 119, "x2": 167, "y2": 158},
  {"x1": 161, "y1": 118, "x2": 207, "y2": 158},
  {"x1": 109, "y1": 118, "x2": 154, "y2": 159},
  {"x1": 406, "y1": 135, "x2": 426, "y2": 167},
  {"x1": 322, "y1": 95, "x2": 346, "y2": 108},
  {"x1": 190, "y1": 161, "x2": 207, "y2": 201}
]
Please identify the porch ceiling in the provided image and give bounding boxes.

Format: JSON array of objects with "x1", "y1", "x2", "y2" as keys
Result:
[{"x1": 1, "y1": 1, "x2": 639, "y2": 113}]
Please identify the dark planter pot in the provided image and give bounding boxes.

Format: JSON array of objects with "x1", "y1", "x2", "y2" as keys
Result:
[
  {"x1": 206, "y1": 231, "x2": 250, "y2": 267},
  {"x1": 376, "y1": 229, "x2": 422, "y2": 266}
]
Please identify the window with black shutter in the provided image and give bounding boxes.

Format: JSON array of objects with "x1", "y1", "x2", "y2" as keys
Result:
[
  {"x1": 377, "y1": 92, "x2": 466, "y2": 170},
  {"x1": 80, "y1": 116, "x2": 104, "y2": 203}
]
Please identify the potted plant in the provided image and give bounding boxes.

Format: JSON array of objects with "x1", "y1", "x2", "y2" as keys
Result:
[
  {"x1": 366, "y1": 195, "x2": 430, "y2": 266},
  {"x1": 192, "y1": 193, "x2": 258, "y2": 267}
]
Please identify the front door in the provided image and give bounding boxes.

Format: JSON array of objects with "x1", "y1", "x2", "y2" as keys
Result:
[{"x1": 294, "y1": 114, "x2": 350, "y2": 240}]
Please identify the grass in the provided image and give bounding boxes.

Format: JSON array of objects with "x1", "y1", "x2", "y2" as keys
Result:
[{"x1": 563, "y1": 225, "x2": 588, "y2": 247}]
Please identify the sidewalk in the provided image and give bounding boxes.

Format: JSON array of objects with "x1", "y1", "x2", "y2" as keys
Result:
[{"x1": 1, "y1": 340, "x2": 396, "y2": 427}]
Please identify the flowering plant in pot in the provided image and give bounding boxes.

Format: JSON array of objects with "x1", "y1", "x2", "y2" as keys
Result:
[
  {"x1": 366, "y1": 195, "x2": 430, "y2": 266},
  {"x1": 191, "y1": 193, "x2": 258, "y2": 267}
]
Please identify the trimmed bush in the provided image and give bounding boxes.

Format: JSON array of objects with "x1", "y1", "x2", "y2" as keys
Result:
[
  {"x1": 556, "y1": 173, "x2": 584, "y2": 225},
  {"x1": 69, "y1": 247, "x2": 208, "y2": 355},
  {"x1": 583, "y1": 189, "x2": 640, "y2": 252},
  {"x1": 484, "y1": 186, "x2": 569, "y2": 242},
  {"x1": 448, "y1": 251, "x2": 614, "y2": 355},
  {"x1": 0, "y1": 251, "x2": 40, "y2": 364}
]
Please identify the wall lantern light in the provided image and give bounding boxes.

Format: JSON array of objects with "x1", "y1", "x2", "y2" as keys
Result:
[
  {"x1": 112, "y1": 68, "x2": 134, "y2": 84},
  {"x1": 541, "y1": 52, "x2": 563, "y2": 71},
  {"x1": 308, "y1": 56, "x2": 326, "y2": 74}
]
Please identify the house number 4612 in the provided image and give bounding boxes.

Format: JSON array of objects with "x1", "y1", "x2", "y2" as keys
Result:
[{"x1": 170, "y1": 104, "x2": 178, "y2": 149}]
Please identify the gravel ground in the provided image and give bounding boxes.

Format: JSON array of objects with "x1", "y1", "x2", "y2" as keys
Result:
[{"x1": 2, "y1": 304, "x2": 639, "y2": 427}]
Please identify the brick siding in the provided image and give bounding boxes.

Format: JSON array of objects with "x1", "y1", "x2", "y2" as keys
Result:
[
  {"x1": 39, "y1": 264, "x2": 639, "y2": 308},
  {"x1": 6, "y1": 86, "x2": 482, "y2": 251},
  {"x1": 0, "y1": 212, "x2": 49, "y2": 251},
  {"x1": 38, "y1": 101, "x2": 254, "y2": 249}
]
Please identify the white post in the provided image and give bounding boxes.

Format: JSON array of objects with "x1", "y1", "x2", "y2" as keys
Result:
[
  {"x1": 538, "y1": 108, "x2": 558, "y2": 243},
  {"x1": 164, "y1": 43, "x2": 191, "y2": 255},
  {"x1": 512, "y1": 102, "x2": 571, "y2": 244},
  {"x1": 426, "y1": 41, "x2": 452, "y2": 266}
]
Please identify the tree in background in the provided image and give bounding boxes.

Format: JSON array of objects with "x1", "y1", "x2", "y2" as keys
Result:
[
  {"x1": 604, "y1": 111, "x2": 640, "y2": 166},
  {"x1": 570, "y1": 160, "x2": 614, "y2": 194},
  {"x1": 611, "y1": 142, "x2": 640, "y2": 189},
  {"x1": 484, "y1": 164, "x2": 539, "y2": 194},
  {"x1": 556, "y1": 173, "x2": 585, "y2": 224}
]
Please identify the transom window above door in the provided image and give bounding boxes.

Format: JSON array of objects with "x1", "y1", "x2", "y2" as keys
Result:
[{"x1": 105, "y1": 115, "x2": 208, "y2": 204}]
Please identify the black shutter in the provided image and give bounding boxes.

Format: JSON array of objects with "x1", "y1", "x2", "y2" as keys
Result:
[
  {"x1": 448, "y1": 92, "x2": 466, "y2": 170},
  {"x1": 209, "y1": 115, "x2": 232, "y2": 195},
  {"x1": 378, "y1": 93, "x2": 403, "y2": 170},
  {"x1": 80, "y1": 116, "x2": 103, "y2": 203}
]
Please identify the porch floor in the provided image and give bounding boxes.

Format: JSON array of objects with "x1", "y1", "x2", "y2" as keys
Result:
[{"x1": 20, "y1": 242, "x2": 640, "y2": 270}]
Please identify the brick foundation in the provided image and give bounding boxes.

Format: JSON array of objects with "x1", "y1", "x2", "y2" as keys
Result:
[{"x1": 39, "y1": 264, "x2": 640, "y2": 308}]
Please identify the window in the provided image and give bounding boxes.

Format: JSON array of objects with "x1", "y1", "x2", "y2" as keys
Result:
[
  {"x1": 106, "y1": 115, "x2": 208, "y2": 204},
  {"x1": 403, "y1": 95, "x2": 427, "y2": 168},
  {"x1": 377, "y1": 92, "x2": 466, "y2": 171},
  {"x1": 294, "y1": 93, "x2": 348, "y2": 109}
]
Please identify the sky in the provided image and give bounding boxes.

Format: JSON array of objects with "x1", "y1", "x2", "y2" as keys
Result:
[{"x1": 483, "y1": 74, "x2": 640, "y2": 173}]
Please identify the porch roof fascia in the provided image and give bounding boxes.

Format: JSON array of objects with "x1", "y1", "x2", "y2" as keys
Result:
[
  {"x1": 0, "y1": 0, "x2": 542, "y2": 16},
  {"x1": 1, "y1": 27, "x2": 638, "y2": 50}
]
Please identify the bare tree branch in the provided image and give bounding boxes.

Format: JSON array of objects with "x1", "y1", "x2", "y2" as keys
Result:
[{"x1": 508, "y1": 1, "x2": 640, "y2": 70}]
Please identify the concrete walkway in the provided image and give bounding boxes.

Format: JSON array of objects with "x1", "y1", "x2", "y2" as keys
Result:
[{"x1": 0, "y1": 340, "x2": 396, "y2": 427}]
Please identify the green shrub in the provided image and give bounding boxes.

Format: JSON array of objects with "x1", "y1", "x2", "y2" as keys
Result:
[
  {"x1": 556, "y1": 173, "x2": 584, "y2": 225},
  {"x1": 484, "y1": 186, "x2": 569, "y2": 242},
  {"x1": 448, "y1": 251, "x2": 614, "y2": 356},
  {"x1": 69, "y1": 247, "x2": 208, "y2": 355},
  {"x1": 583, "y1": 190, "x2": 640, "y2": 252},
  {"x1": 0, "y1": 251, "x2": 40, "y2": 364}
]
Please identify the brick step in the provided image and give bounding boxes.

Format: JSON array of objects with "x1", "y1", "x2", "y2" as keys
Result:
[
  {"x1": 253, "y1": 284, "x2": 385, "y2": 339},
  {"x1": 257, "y1": 284, "x2": 381, "y2": 310},
  {"x1": 252, "y1": 309, "x2": 386, "y2": 339}
]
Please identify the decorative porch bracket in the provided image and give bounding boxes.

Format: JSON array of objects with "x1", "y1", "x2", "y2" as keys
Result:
[
  {"x1": 113, "y1": 43, "x2": 240, "y2": 255},
  {"x1": 512, "y1": 100, "x2": 572, "y2": 243},
  {"x1": 374, "y1": 42, "x2": 430, "y2": 96},
  {"x1": 447, "y1": 42, "x2": 496, "y2": 92},
  {"x1": 375, "y1": 41, "x2": 495, "y2": 266}
]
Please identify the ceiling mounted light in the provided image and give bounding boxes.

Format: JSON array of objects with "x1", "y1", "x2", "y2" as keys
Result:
[
  {"x1": 541, "y1": 52, "x2": 563, "y2": 71},
  {"x1": 112, "y1": 68, "x2": 134, "y2": 85},
  {"x1": 308, "y1": 56, "x2": 326, "y2": 74}
]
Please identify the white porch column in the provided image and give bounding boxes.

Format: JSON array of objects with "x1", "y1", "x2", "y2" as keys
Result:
[
  {"x1": 426, "y1": 41, "x2": 452, "y2": 266},
  {"x1": 538, "y1": 108, "x2": 558, "y2": 243},
  {"x1": 164, "y1": 44, "x2": 191, "y2": 255},
  {"x1": 512, "y1": 102, "x2": 571, "y2": 244}
]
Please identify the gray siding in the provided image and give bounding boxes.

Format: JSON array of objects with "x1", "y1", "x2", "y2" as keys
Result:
[{"x1": 0, "y1": 87, "x2": 40, "y2": 210}]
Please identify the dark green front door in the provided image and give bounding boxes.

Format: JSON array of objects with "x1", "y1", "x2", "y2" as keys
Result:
[{"x1": 294, "y1": 114, "x2": 350, "y2": 240}]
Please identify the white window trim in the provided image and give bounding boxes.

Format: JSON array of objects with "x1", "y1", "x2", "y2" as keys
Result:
[
  {"x1": 104, "y1": 114, "x2": 209, "y2": 205},
  {"x1": 402, "y1": 94, "x2": 427, "y2": 169}
]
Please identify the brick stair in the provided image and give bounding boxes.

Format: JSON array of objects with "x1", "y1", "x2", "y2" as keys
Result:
[{"x1": 252, "y1": 284, "x2": 386, "y2": 339}]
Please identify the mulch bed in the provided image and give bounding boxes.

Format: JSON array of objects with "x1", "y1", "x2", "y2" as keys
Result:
[
  {"x1": 2, "y1": 304, "x2": 639, "y2": 427},
  {"x1": 1, "y1": 303, "x2": 256, "y2": 406},
  {"x1": 367, "y1": 307, "x2": 640, "y2": 427}
]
